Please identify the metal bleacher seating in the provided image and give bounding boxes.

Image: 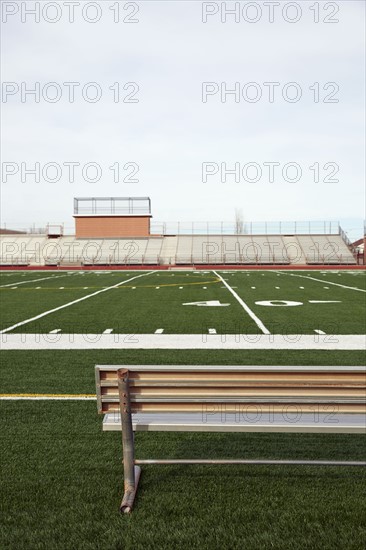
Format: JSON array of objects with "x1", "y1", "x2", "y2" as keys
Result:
[{"x1": 0, "y1": 231, "x2": 357, "y2": 267}]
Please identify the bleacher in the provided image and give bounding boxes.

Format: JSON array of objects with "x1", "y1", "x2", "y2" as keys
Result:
[
  {"x1": 175, "y1": 235, "x2": 193, "y2": 264},
  {"x1": 176, "y1": 235, "x2": 292, "y2": 265},
  {"x1": 0, "y1": 235, "x2": 48, "y2": 266},
  {"x1": 0, "y1": 232, "x2": 357, "y2": 267},
  {"x1": 74, "y1": 238, "x2": 149, "y2": 266},
  {"x1": 297, "y1": 235, "x2": 356, "y2": 265},
  {"x1": 143, "y1": 237, "x2": 164, "y2": 265},
  {"x1": 192, "y1": 236, "x2": 222, "y2": 264}
]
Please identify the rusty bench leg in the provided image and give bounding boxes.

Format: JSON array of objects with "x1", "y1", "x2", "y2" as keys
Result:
[{"x1": 118, "y1": 369, "x2": 141, "y2": 513}]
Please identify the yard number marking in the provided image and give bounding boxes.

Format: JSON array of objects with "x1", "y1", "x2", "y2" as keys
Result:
[
  {"x1": 183, "y1": 300, "x2": 230, "y2": 307},
  {"x1": 256, "y1": 300, "x2": 303, "y2": 307},
  {"x1": 255, "y1": 300, "x2": 342, "y2": 307}
]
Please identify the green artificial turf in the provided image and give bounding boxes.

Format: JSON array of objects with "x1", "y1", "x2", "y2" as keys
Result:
[
  {"x1": 1, "y1": 269, "x2": 365, "y2": 549},
  {"x1": 225, "y1": 271, "x2": 366, "y2": 334},
  {"x1": 0, "y1": 270, "x2": 365, "y2": 334},
  {"x1": 1, "y1": 349, "x2": 365, "y2": 394},
  {"x1": 1, "y1": 401, "x2": 365, "y2": 550}
]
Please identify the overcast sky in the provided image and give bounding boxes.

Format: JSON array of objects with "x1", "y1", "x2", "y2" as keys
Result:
[{"x1": 1, "y1": 0, "x2": 365, "y2": 239}]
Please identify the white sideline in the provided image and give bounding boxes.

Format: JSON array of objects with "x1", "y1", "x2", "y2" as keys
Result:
[
  {"x1": 278, "y1": 272, "x2": 366, "y2": 292},
  {"x1": 0, "y1": 271, "x2": 155, "y2": 334},
  {"x1": 213, "y1": 271, "x2": 270, "y2": 334},
  {"x1": 1, "y1": 334, "x2": 364, "y2": 350}
]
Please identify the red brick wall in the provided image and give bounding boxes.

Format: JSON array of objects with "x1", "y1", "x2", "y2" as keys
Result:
[{"x1": 74, "y1": 216, "x2": 151, "y2": 238}]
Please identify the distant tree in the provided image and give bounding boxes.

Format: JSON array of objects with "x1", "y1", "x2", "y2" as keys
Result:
[{"x1": 235, "y1": 209, "x2": 244, "y2": 234}]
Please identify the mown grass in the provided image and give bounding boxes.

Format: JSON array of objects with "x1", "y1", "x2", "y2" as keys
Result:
[{"x1": 1, "y1": 401, "x2": 365, "y2": 550}]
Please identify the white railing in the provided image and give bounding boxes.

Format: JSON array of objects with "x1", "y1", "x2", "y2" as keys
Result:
[{"x1": 150, "y1": 220, "x2": 341, "y2": 236}]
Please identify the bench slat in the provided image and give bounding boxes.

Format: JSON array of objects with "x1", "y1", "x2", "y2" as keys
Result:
[
  {"x1": 95, "y1": 365, "x2": 366, "y2": 416},
  {"x1": 101, "y1": 387, "x2": 365, "y2": 398}
]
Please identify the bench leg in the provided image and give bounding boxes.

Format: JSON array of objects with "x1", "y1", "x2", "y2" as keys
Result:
[
  {"x1": 120, "y1": 465, "x2": 141, "y2": 514},
  {"x1": 118, "y1": 369, "x2": 141, "y2": 513}
]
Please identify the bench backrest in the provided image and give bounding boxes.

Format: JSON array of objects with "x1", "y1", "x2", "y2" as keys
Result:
[{"x1": 95, "y1": 365, "x2": 366, "y2": 415}]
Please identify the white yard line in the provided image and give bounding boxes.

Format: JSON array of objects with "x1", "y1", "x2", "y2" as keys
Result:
[
  {"x1": 0, "y1": 273, "x2": 71, "y2": 288},
  {"x1": 0, "y1": 271, "x2": 155, "y2": 334},
  {"x1": 278, "y1": 272, "x2": 366, "y2": 292},
  {"x1": 1, "y1": 333, "x2": 364, "y2": 350},
  {"x1": 309, "y1": 300, "x2": 340, "y2": 304},
  {"x1": 213, "y1": 271, "x2": 270, "y2": 335}
]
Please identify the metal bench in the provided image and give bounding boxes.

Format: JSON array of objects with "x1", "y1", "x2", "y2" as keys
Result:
[{"x1": 95, "y1": 365, "x2": 366, "y2": 513}]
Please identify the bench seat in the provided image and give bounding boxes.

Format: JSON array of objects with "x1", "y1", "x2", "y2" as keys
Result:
[{"x1": 102, "y1": 411, "x2": 366, "y2": 434}]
